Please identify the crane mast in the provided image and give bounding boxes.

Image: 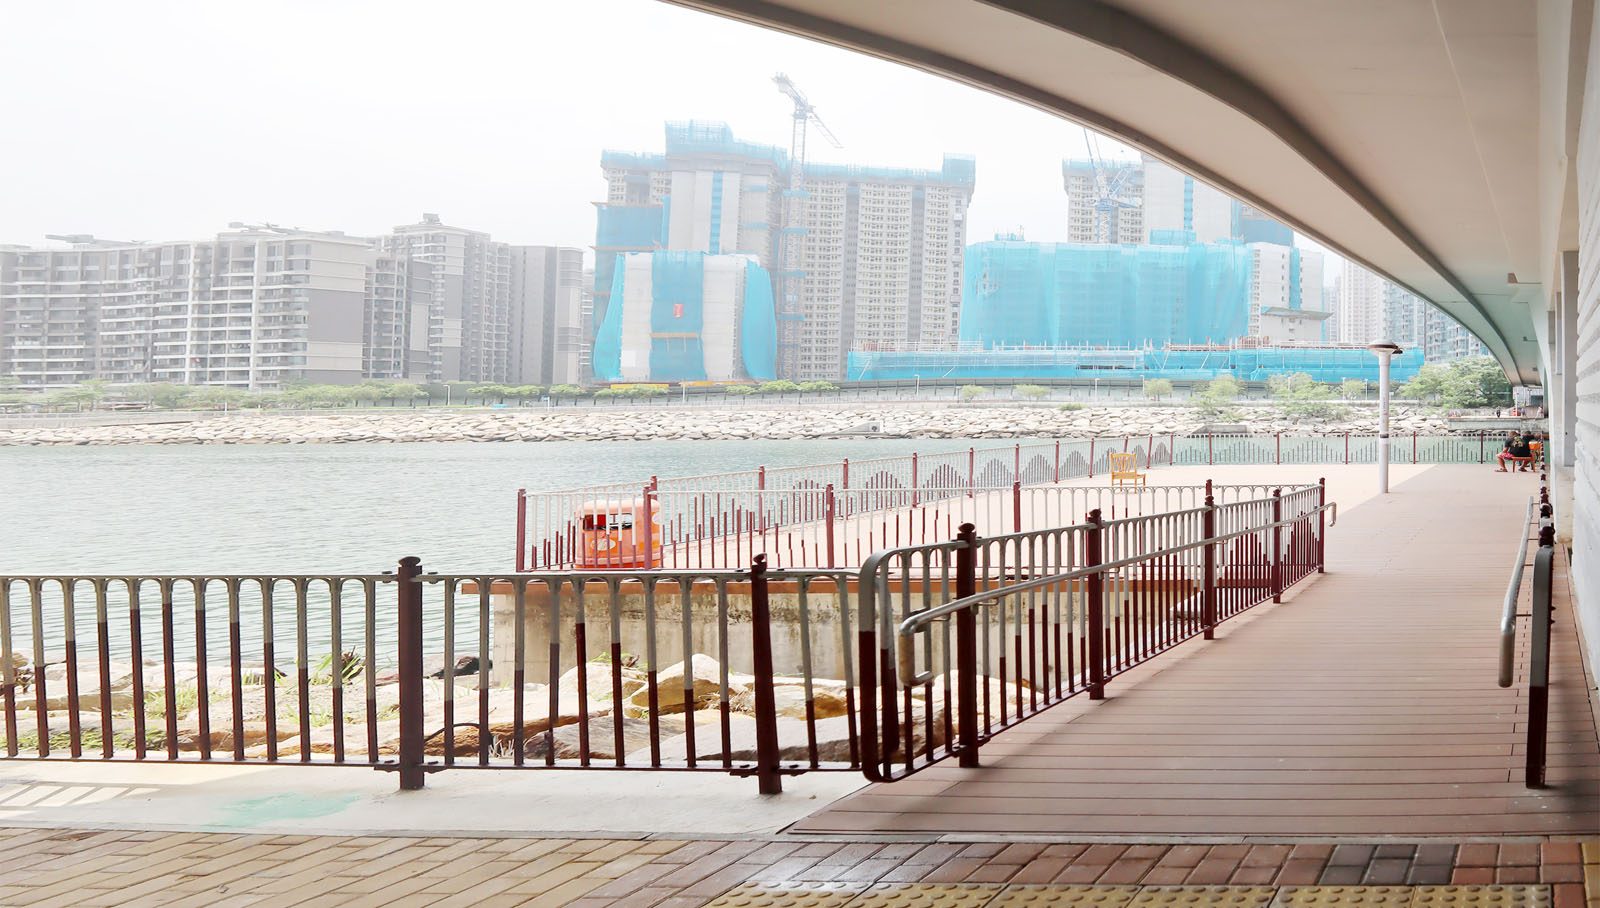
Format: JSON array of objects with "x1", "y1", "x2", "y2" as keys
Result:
[{"x1": 773, "y1": 73, "x2": 842, "y2": 379}]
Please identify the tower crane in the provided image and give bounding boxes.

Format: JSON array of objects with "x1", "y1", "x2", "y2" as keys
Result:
[
  {"x1": 773, "y1": 73, "x2": 843, "y2": 379},
  {"x1": 1081, "y1": 126, "x2": 1139, "y2": 243}
]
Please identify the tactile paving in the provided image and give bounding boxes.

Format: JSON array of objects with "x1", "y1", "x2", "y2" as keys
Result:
[
  {"x1": 701, "y1": 882, "x2": 871, "y2": 908},
  {"x1": 1267, "y1": 888, "x2": 1408, "y2": 908},
  {"x1": 1410, "y1": 886, "x2": 1552, "y2": 908},
  {"x1": 990, "y1": 885, "x2": 1141, "y2": 907},
  {"x1": 849, "y1": 883, "x2": 1005, "y2": 908},
  {"x1": 1129, "y1": 887, "x2": 1277, "y2": 908},
  {"x1": 1272, "y1": 888, "x2": 1416, "y2": 908}
]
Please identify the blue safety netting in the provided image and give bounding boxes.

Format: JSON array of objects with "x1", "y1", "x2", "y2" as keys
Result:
[
  {"x1": 806, "y1": 153, "x2": 975, "y2": 186},
  {"x1": 649, "y1": 252, "x2": 707, "y2": 381},
  {"x1": 960, "y1": 239, "x2": 1253, "y2": 350},
  {"x1": 591, "y1": 265, "x2": 627, "y2": 381},
  {"x1": 665, "y1": 121, "x2": 788, "y2": 167},
  {"x1": 845, "y1": 345, "x2": 1423, "y2": 383},
  {"x1": 595, "y1": 204, "x2": 665, "y2": 249},
  {"x1": 741, "y1": 260, "x2": 778, "y2": 380}
]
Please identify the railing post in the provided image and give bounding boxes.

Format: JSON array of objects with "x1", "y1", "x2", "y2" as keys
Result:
[
  {"x1": 515, "y1": 488, "x2": 527, "y2": 572},
  {"x1": 1014, "y1": 443, "x2": 1021, "y2": 480},
  {"x1": 1054, "y1": 441, "x2": 1061, "y2": 483},
  {"x1": 641, "y1": 484, "x2": 655, "y2": 568},
  {"x1": 824, "y1": 483, "x2": 836, "y2": 568},
  {"x1": 1412, "y1": 431, "x2": 1418, "y2": 464},
  {"x1": 1089, "y1": 439, "x2": 1096, "y2": 478},
  {"x1": 1170, "y1": 432, "x2": 1176, "y2": 466},
  {"x1": 955, "y1": 523, "x2": 980, "y2": 767},
  {"x1": 1317, "y1": 477, "x2": 1327, "y2": 573},
  {"x1": 1207, "y1": 434, "x2": 1213, "y2": 466},
  {"x1": 749, "y1": 555, "x2": 783, "y2": 793},
  {"x1": 911, "y1": 453, "x2": 920, "y2": 507},
  {"x1": 1271, "y1": 489, "x2": 1283, "y2": 603},
  {"x1": 1276, "y1": 433, "x2": 1281, "y2": 465},
  {"x1": 1086, "y1": 509, "x2": 1106, "y2": 699},
  {"x1": 1344, "y1": 433, "x2": 1350, "y2": 465},
  {"x1": 758, "y1": 466, "x2": 766, "y2": 491},
  {"x1": 396, "y1": 556, "x2": 425, "y2": 791},
  {"x1": 1480, "y1": 432, "x2": 1486, "y2": 464},
  {"x1": 968, "y1": 447, "x2": 976, "y2": 496},
  {"x1": 1202, "y1": 496, "x2": 1218, "y2": 640},
  {"x1": 1012, "y1": 481, "x2": 1022, "y2": 533},
  {"x1": 843, "y1": 458, "x2": 850, "y2": 490}
]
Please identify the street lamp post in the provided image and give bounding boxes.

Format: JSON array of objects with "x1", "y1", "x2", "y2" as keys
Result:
[
  {"x1": 914, "y1": 373, "x2": 921, "y2": 398},
  {"x1": 1368, "y1": 342, "x2": 1404, "y2": 493}
]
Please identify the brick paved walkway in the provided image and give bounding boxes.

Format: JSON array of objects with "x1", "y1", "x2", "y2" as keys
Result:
[{"x1": 0, "y1": 828, "x2": 1594, "y2": 908}]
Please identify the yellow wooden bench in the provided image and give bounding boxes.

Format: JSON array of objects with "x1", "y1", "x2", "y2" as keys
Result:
[{"x1": 1110, "y1": 451, "x2": 1145, "y2": 486}]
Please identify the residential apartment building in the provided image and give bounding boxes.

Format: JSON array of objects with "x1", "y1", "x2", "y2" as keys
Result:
[
  {"x1": 595, "y1": 121, "x2": 975, "y2": 382},
  {"x1": 379, "y1": 214, "x2": 512, "y2": 384},
  {"x1": 507, "y1": 245, "x2": 586, "y2": 387},
  {"x1": 1335, "y1": 259, "x2": 1385, "y2": 346},
  {"x1": 1332, "y1": 261, "x2": 1488, "y2": 363},
  {"x1": 0, "y1": 229, "x2": 381, "y2": 389},
  {"x1": 1249, "y1": 242, "x2": 1327, "y2": 343}
]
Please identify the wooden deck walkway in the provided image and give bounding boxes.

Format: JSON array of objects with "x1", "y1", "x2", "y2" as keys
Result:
[{"x1": 796, "y1": 465, "x2": 1600, "y2": 837}]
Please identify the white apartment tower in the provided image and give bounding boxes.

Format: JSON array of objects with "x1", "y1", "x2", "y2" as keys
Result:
[
  {"x1": 1337, "y1": 259, "x2": 1385, "y2": 345},
  {"x1": 507, "y1": 245, "x2": 587, "y2": 387},
  {"x1": 0, "y1": 229, "x2": 380, "y2": 389},
  {"x1": 380, "y1": 214, "x2": 512, "y2": 384}
]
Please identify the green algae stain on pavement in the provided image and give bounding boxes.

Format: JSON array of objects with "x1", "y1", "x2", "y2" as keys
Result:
[{"x1": 217, "y1": 792, "x2": 361, "y2": 828}]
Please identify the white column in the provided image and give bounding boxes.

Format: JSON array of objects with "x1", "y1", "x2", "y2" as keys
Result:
[{"x1": 1369, "y1": 342, "x2": 1403, "y2": 493}]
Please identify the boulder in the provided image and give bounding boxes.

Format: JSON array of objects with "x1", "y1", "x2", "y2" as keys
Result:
[
  {"x1": 557, "y1": 661, "x2": 646, "y2": 704},
  {"x1": 622, "y1": 654, "x2": 749, "y2": 716},
  {"x1": 523, "y1": 715, "x2": 656, "y2": 761}
]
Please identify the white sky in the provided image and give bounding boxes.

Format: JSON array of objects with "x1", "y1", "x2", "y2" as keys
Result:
[{"x1": 0, "y1": 0, "x2": 1341, "y2": 279}]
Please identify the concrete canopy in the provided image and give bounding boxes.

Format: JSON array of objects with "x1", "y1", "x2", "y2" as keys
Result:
[{"x1": 666, "y1": 0, "x2": 1575, "y2": 385}]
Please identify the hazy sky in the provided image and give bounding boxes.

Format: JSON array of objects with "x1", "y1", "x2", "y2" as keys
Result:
[{"x1": 0, "y1": 0, "x2": 1338, "y2": 274}]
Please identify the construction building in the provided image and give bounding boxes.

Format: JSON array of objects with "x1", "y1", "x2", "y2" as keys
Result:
[{"x1": 594, "y1": 121, "x2": 974, "y2": 382}]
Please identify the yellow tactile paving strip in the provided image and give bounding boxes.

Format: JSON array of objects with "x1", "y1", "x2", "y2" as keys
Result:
[{"x1": 693, "y1": 887, "x2": 1557, "y2": 908}]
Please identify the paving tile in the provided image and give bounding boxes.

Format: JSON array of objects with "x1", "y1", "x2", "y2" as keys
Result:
[
  {"x1": 1157, "y1": 847, "x2": 1213, "y2": 869},
  {"x1": 1541, "y1": 844, "x2": 1583, "y2": 866},
  {"x1": 1496, "y1": 868, "x2": 1540, "y2": 884},
  {"x1": 1329, "y1": 846, "x2": 1377, "y2": 868},
  {"x1": 1276, "y1": 862, "x2": 1327, "y2": 887},
  {"x1": 1364, "y1": 860, "x2": 1412, "y2": 885},
  {"x1": 1186, "y1": 862, "x2": 1243, "y2": 886},
  {"x1": 1416, "y1": 846, "x2": 1458, "y2": 867},
  {"x1": 1053, "y1": 864, "x2": 1113, "y2": 885},
  {"x1": 1409, "y1": 866, "x2": 1456, "y2": 886},
  {"x1": 1458, "y1": 846, "x2": 1502, "y2": 868},
  {"x1": 1009, "y1": 859, "x2": 1072, "y2": 885},
  {"x1": 1537, "y1": 865, "x2": 1583, "y2": 884},
  {"x1": 1453, "y1": 869, "x2": 1498, "y2": 885},
  {"x1": 1500, "y1": 845, "x2": 1543, "y2": 867},
  {"x1": 1242, "y1": 846, "x2": 1294, "y2": 868},
  {"x1": 1317, "y1": 867, "x2": 1368, "y2": 886}
]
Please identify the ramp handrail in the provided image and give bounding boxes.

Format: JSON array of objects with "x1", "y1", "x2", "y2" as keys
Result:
[{"x1": 1498, "y1": 496, "x2": 1537, "y2": 688}]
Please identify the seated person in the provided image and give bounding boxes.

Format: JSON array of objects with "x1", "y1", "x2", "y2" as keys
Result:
[{"x1": 1495, "y1": 433, "x2": 1533, "y2": 472}]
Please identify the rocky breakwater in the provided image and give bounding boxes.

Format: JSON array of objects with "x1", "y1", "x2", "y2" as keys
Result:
[{"x1": 0, "y1": 404, "x2": 1454, "y2": 447}]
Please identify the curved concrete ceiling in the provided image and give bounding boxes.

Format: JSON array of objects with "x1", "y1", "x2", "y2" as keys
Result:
[{"x1": 666, "y1": 0, "x2": 1548, "y2": 384}]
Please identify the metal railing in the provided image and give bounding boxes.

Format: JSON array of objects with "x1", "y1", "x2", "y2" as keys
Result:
[
  {"x1": 1, "y1": 483, "x2": 1334, "y2": 793},
  {"x1": 1498, "y1": 477, "x2": 1557, "y2": 788},
  {"x1": 518, "y1": 433, "x2": 1514, "y2": 572},
  {"x1": 855, "y1": 483, "x2": 1331, "y2": 782}
]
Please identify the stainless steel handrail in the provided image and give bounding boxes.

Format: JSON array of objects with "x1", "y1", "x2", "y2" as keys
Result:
[{"x1": 1498, "y1": 497, "x2": 1536, "y2": 687}]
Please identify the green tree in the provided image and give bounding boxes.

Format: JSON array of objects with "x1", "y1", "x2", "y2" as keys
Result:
[
  {"x1": 958, "y1": 384, "x2": 988, "y2": 402},
  {"x1": 1142, "y1": 379, "x2": 1173, "y2": 400},
  {"x1": 757, "y1": 380, "x2": 800, "y2": 394},
  {"x1": 548, "y1": 384, "x2": 590, "y2": 398},
  {"x1": 1013, "y1": 384, "x2": 1051, "y2": 401},
  {"x1": 1267, "y1": 372, "x2": 1344, "y2": 420},
  {"x1": 724, "y1": 385, "x2": 759, "y2": 395},
  {"x1": 382, "y1": 382, "x2": 424, "y2": 407},
  {"x1": 1400, "y1": 364, "x2": 1449, "y2": 403},
  {"x1": 1190, "y1": 375, "x2": 1241, "y2": 418},
  {"x1": 797, "y1": 380, "x2": 838, "y2": 393},
  {"x1": 1340, "y1": 378, "x2": 1366, "y2": 400},
  {"x1": 1440, "y1": 356, "x2": 1512, "y2": 409},
  {"x1": 79, "y1": 379, "x2": 111, "y2": 409},
  {"x1": 444, "y1": 381, "x2": 476, "y2": 406},
  {"x1": 352, "y1": 381, "x2": 390, "y2": 407}
]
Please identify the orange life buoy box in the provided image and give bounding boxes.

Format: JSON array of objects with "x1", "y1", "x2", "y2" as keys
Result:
[{"x1": 575, "y1": 498, "x2": 663, "y2": 569}]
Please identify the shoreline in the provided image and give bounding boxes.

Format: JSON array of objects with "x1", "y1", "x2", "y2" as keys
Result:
[{"x1": 0, "y1": 403, "x2": 1462, "y2": 447}]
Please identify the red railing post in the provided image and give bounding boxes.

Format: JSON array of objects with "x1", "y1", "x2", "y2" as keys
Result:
[
  {"x1": 641, "y1": 484, "x2": 655, "y2": 568},
  {"x1": 1089, "y1": 439, "x2": 1096, "y2": 478},
  {"x1": 1480, "y1": 432, "x2": 1486, "y2": 464},
  {"x1": 955, "y1": 523, "x2": 979, "y2": 767},
  {"x1": 1271, "y1": 489, "x2": 1283, "y2": 603},
  {"x1": 1054, "y1": 441, "x2": 1061, "y2": 483},
  {"x1": 911, "y1": 453, "x2": 920, "y2": 507},
  {"x1": 1013, "y1": 480, "x2": 1022, "y2": 533},
  {"x1": 1344, "y1": 433, "x2": 1350, "y2": 465},
  {"x1": 1170, "y1": 432, "x2": 1176, "y2": 466},
  {"x1": 842, "y1": 458, "x2": 850, "y2": 490},
  {"x1": 1412, "y1": 432, "x2": 1418, "y2": 464},
  {"x1": 515, "y1": 488, "x2": 527, "y2": 572},
  {"x1": 1276, "y1": 433, "x2": 1281, "y2": 465},
  {"x1": 758, "y1": 466, "x2": 765, "y2": 491},
  {"x1": 1014, "y1": 443, "x2": 1021, "y2": 481},
  {"x1": 1123, "y1": 435, "x2": 1129, "y2": 452},
  {"x1": 1317, "y1": 477, "x2": 1327, "y2": 573},
  {"x1": 396, "y1": 556, "x2": 425, "y2": 790},
  {"x1": 1207, "y1": 434, "x2": 1213, "y2": 466},
  {"x1": 1202, "y1": 495, "x2": 1218, "y2": 640},
  {"x1": 749, "y1": 555, "x2": 782, "y2": 793},
  {"x1": 968, "y1": 447, "x2": 976, "y2": 497},
  {"x1": 824, "y1": 483, "x2": 836, "y2": 567},
  {"x1": 1086, "y1": 509, "x2": 1106, "y2": 699}
]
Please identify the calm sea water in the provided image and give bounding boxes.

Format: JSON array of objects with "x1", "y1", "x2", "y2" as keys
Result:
[{"x1": 0, "y1": 438, "x2": 977, "y2": 575}]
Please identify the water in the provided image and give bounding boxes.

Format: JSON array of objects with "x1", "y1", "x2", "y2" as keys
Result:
[
  {"x1": 0, "y1": 438, "x2": 977, "y2": 575},
  {"x1": 0, "y1": 439, "x2": 979, "y2": 667}
]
